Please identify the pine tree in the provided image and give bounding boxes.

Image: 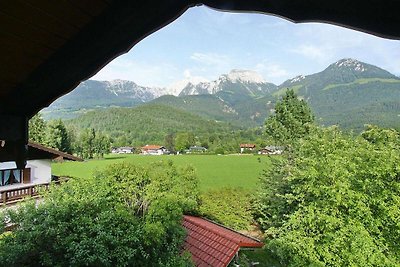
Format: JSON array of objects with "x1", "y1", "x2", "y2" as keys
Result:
[
  {"x1": 45, "y1": 120, "x2": 72, "y2": 153},
  {"x1": 29, "y1": 113, "x2": 46, "y2": 143}
]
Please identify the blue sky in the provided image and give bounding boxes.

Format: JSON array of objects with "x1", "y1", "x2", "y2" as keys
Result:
[{"x1": 92, "y1": 6, "x2": 400, "y2": 87}]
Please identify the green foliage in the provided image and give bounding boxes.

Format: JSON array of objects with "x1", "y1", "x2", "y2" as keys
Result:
[
  {"x1": 265, "y1": 89, "x2": 314, "y2": 144},
  {"x1": 237, "y1": 250, "x2": 283, "y2": 267},
  {"x1": 45, "y1": 119, "x2": 72, "y2": 153},
  {"x1": 361, "y1": 124, "x2": 400, "y2": 147},
  {"x1": 255, "y1": 126, "x2": 400, "y2": 266},
  {"x1": 199, "y1": 188, "x2": 253, "y2": 230},
  {"x1": 175, "y1": 132, "x2": 195, "y2": 152},
  {"x1": 67, "y1": 104, "x2": 236, "y2": 147},
  {"x1": 65, "y1": 104, "x2": 267, "y2": 154},
  {"x1": 28, "y1": 113, "x2": 46, "y2": 143},
  {"x1": 73, "y1": 128, "x2": 111, "y2": 159},
  {"x1": 0, "y1": 161, "x2": 197, "y2": 266},
  {"x1": 164, "y1": 133, "x2": 175, "y2": 152}
]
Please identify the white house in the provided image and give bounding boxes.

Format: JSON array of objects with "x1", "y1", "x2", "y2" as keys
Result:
[
  {"x1": 141, "y1": 145, "x2": 168, "y2": 155},
  {"x1": 188, "y1": 146, "x2": 207, "y2": 153},
  {"x1": 111, "y1": 147, "x2": 134, "y2": 154},
  {"x1": 0, "y1": 142, "x2": 82, "y2": 204}
]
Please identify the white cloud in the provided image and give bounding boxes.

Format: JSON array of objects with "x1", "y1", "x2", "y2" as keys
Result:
[
  {"x1": 289, "y1": 44, "x2": 329, "y2": 62},
  {"x1": 91, "y1": 57, "x2": 179, "y2": 87},
  {"x1": 190, "y1": 52, "x2": 231, "y2": 66},
  {"x1": 254, "y1": 61, "x2": 290, "y2": 84}
]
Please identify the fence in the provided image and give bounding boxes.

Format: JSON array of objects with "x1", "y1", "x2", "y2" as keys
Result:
[{"x1": 0, "y1": 178, "x2": 66, "y2": 206}]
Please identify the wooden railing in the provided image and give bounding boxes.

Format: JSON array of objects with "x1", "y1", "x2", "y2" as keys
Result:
[{"x1": 0, "y1": 178, "x2": 66, "y2": 206}]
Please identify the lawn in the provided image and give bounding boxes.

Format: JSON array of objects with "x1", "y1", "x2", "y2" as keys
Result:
[{"x1": 52, "y1": 154, "x2": 272, "y2": 190}]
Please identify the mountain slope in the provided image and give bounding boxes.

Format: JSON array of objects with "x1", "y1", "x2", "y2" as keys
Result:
[
  {"x1": 68, "y1": 104, "x2": 236, "y2": 144},
  {"x1": 149, "y1": 94, "x2": 275, "y2": 127},
  {"x1": 276, "y1": 59, "x2": 400, "y2": 130},
  {"x1": 42, "y1": 80, "x2": 164, "y2": 119}
]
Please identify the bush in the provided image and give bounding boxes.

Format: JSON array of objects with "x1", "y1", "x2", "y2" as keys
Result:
[{"x1": 0, "y1": 161, "x2": 198, "y2": 267}]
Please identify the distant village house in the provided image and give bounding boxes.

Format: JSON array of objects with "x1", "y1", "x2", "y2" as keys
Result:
[
  {"x1": 111, "y1": 147, "x2": 134, "y2": 154},
  {"x1": 258, "y1": 146, "x2": 284, "y2": 155},
  {"x1": 239, "y1": 144, "x2": 256, "y2": 153},
  {"x1": 141, "y1": 145, "x2": 168, "y2": 155},
  {"x1": 188, "y1": 146, "x2": 207, "y2": 153}
]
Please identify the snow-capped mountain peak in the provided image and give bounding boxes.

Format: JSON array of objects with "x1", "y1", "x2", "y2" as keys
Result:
[
  {"x1": 334, "y1": 58, "x2": 366, "y2": 72},
  {"x1": 106, "y1": 79, "x2": 136, "y2": 87},
  {"x1": 225, "y1": 69, "x2": 265, "y2": 83},
  {"x1": 166, "y1": 76, "x2": 209, "y2": 96},
  {"x1": 178, "y1": 70, "x2": 276, "y2": 96}
]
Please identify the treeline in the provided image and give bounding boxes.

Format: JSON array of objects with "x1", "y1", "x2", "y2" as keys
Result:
[
  {"x1": 30, "y1": 110, "x2": 270, "y2": 158},
  {"x1": 29, "y1": 114, "x2": 110, "y2": 159},
  {"x1": 63, "y1": 104, "x2": 271, "y2": 155}
]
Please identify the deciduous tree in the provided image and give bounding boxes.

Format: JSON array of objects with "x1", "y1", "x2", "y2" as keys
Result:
[
  {"x1": 255, "y1": 126, "x2": 400, "y2": 266},
  {"x1": 265, "y1": 89, "x2": 314, "y2": 144}
]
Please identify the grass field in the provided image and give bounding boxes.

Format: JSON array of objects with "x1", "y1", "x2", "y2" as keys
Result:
[{"x1": 52, "y1": 154, "x2": 272, "y2": 191}]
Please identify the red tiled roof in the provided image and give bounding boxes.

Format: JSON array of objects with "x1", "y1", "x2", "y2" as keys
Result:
[
  {"x1": 141, "y1": 145, "x2": 164, "y2": 150},
  {"x1": 183, "y1": 215, "x2": 263, "y2": 267},
  {"x1": 240, "y1": 144, "x2": 256, "y2": 148}
]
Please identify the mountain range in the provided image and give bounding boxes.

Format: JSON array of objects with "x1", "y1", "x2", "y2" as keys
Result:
[{"x1": 43, "y1": 58, "x2": 400, "y2": 131}]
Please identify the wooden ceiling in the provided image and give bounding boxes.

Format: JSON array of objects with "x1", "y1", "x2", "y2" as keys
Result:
[
  {"x1": 0, "y1": 0, "x2": 399, "y2": 118},
  {"x1": 0, "y1": 0, "x2": 109, "y2": 102}
]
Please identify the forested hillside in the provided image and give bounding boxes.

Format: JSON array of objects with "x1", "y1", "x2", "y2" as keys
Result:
[
  {"x1": 68, "y1": 104, "x2": 238, "y2": 146},
  {"x1": 277, "y1": 59, "x2": 400, "y2": 130},
  {"x1": 150, "y1": 94, "x2": 275, "y2": 127}
]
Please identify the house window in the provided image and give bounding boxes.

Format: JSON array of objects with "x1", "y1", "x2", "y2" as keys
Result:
[{"x1": 0, "y1": 169, "x2": 22, "y2": 186}]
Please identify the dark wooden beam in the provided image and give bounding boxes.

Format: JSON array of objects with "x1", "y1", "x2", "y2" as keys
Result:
[{"x1": 0, "y1": 115, "x2": 28, "y2": 168}]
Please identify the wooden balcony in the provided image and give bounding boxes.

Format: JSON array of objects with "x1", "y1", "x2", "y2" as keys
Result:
[{"x1": 0, "y1": 177, "x2": 67, "y2": 206}]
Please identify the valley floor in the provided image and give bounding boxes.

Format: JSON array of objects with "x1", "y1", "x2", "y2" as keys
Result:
[{"x1": 52, "y1": 154, "x2": 272, "y2": 191}]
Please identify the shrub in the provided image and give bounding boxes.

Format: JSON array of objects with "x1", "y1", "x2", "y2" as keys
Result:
[{"x1": 0, "y1": 161, "x2": 198, "y2": 266}]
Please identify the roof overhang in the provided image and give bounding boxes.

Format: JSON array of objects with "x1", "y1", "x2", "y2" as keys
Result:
[{"x1": 0, "y1": 141, "x2": 83, "y2": 163}]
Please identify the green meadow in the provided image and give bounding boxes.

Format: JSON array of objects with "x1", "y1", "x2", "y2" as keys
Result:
[{"x1": 52, "y1": 154, "x2": 272, "y2": 191}]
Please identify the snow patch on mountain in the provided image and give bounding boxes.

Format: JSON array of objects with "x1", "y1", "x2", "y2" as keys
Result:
[
  {"x1": 225, "y1": 69, "x2": 265, "y2": 83},
  {"x1": 166, "y1": 76, "x2": 209, "y2": 96},
  {"x1": 290, "y1": 75, "x2": 305, "y2": 83},
  {"x1": 104, "y1": 79, "x2": 163, "y2": 102},
  {"x1": 179, "y1": 69, "x2": 274, "y2": 96},
  {"x1": 334, "y1": 58, "x2": 366, "y2": 72}
]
